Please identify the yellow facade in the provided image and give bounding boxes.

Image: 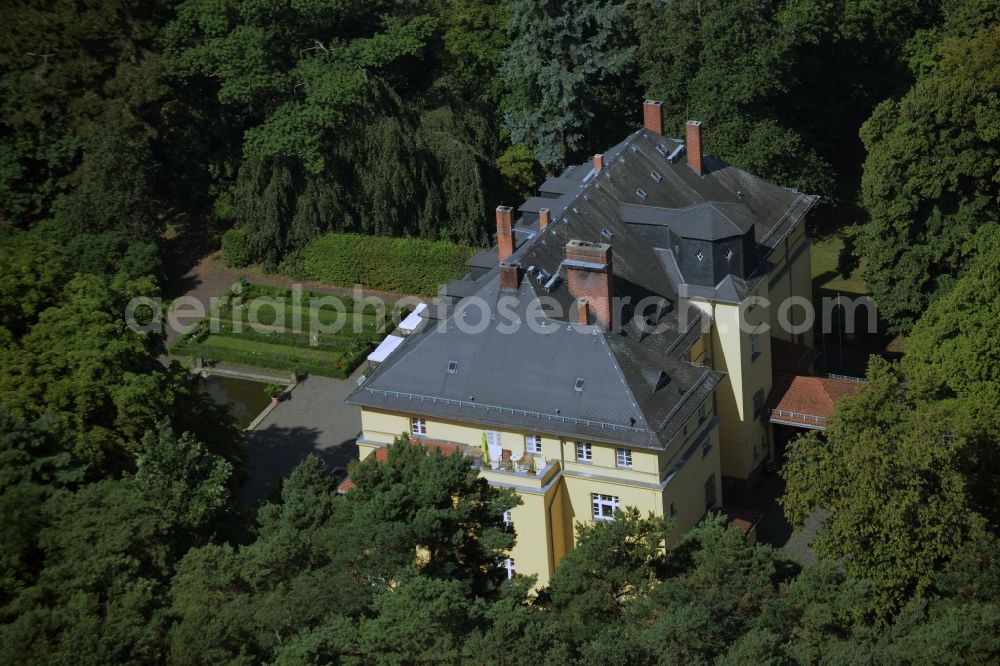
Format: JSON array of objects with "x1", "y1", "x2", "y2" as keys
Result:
[
  {"x1": 685, "y1": 227, "x2": 813, "y2": 485},
  {"x1": 357, "y1": 403, "x2": 721, "y2": 587}
]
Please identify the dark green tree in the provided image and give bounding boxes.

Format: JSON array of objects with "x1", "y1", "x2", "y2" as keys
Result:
[
  {"x1": 544, "y1": 508, "x2": 669, "y2": 645},
  {"x1": 343, "y1": 436, "x2": 519, "y2": 596},
  {"x1": 53, "y1": 114, "x2": 159, "y2": 242},
  {"x1": 782, "y1": 358, "x2": 997, "y2": 616},
  {"x1": 170, "y1": 439, "x2": 519, "y2": 663},
  {"x1": 636, "y1": 0, "x2": 835, "y2": 198},
  {"x1": 0, "y1": 424, "x2": 232, "y2": 665},
  {"x1": 0, "y1": 273, "x2": 243, "y2": 473},
  {"x1": 858, "y1": 23, "x2": 1000, "y2": 331},
  {"x1": 502, "y1": 0, "x2": 637, "y2": 170},
  {"x1": 0, "y1": 0, "x2": 171, "y2": 225},
  {"x1": 165, "y1": 0, "x2": 492, "y2": 266}
]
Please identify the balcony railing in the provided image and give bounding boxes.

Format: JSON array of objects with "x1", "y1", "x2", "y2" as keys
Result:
[
  {"x1": 477, "y1": 458, "x2": 560, "y2": 488},
  {"x1": 769, "y1": 408, "x2": 830, "y2": 425}
]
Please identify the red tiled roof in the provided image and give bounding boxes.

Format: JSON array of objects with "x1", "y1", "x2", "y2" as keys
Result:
[
  {"x1": 417, "y1": 439, "x2": 465, "y2": 456},
  {"x1": 336, "y1": 438, "x2": 465, "y2": 493},
  {"x1": 720, "y1": 508, "x2": 763, "y2": 536},
  {"x1": 770, "y1": 338, "x2": 817, "y2": 374},
  {"x1": 767, "y1": 372, "x2": 864, "y2": 429}
]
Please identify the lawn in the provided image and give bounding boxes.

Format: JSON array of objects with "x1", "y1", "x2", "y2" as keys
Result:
[
  {"x1": 810, "y1": 234, "x2": 867, "y2": 297},
  {"x1": 195, "y1": 335, "x2": 339, "y2": 361},
  {"x1": 810, "y1": 234, "x2": 906, "y2": 373},
  {"x1": 171, "y1": 281, "x2": 409, "y2": 378}
]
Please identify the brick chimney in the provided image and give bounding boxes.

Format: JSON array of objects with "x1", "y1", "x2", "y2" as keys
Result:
[
  {"x1": 539, "y1": 207, "x2": 550, "y2": 229},
  {"x1": 594, "y1": 153, "x2": 603, "y2": 172},
  {"x1": 643, "y1": 100, "x2": 664, "y2": 135},
  {"x1": 499, "y1": 261, "x2": 521, "y2": 291},
  {"x1": 686, "y1": 120, "x2": 703, "y2": 175},
  {"x1": 565, "y1": 240, "x2": 614, "y2": 328},
  {"x1": 577, "y1": 298, "x2": 590, "y2": 325},
  {"x1": 496, "y1": 205, "x2": 515, "y2": 260}
]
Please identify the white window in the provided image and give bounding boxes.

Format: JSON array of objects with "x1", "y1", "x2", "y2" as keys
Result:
[
  {"x1": 525, "y1": 435, "x2": 542, "y2": 454},
  {"x1": 502, "y1": 510, "x2": 512, "y2": 526},
  {"x1": 724, "y1": 248, "x2": 734, "y2": 261},
  {"x1": 696, "y1": 250, "x2": 705, "y2": 261},
  {"x1": 592, "y1": 493, "x2": 619, "y2": 521},
  {"x1": 616, "y1": 448, "x2": 633, "y2": 468},
  {"x1": 502, "y1": 557, "x2": 515, "y2": 580},
  {"x1": 410, "y1": 417, "x2": 426, "y2": 436},
  {"x1": 575, "y1": 442, "x2": 592, "y2": 462}
]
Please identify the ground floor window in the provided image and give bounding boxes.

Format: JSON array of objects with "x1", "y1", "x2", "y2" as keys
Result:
[
  {"x1": 502, "y1": 557, "x2": 515, "y2": 580},
  {"x1": 592, "y1": 493, "x2": 619, "y2": 521},
  {"x1": 410, "y1": 417, "x2": 426, "y2": 436}
]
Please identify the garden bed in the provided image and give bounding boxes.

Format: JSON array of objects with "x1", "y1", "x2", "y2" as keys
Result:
[{"x1": 171, "y1": 280, "x2": 409, "y2": 378}]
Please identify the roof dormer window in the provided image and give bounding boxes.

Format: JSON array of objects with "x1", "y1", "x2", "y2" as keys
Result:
[{"x1": 696, "y1": 250, "x2": 705, "y2": 261}]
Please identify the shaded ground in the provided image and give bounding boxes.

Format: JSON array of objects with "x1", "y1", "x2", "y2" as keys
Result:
[
  {"x1": 728, "y1": 470, "x2": 826, "y2": 565},
  {"x1": 810, "y1": 234, "x2": 904, "y2": 377},
  {"x1": 240, "y1": 370, "x2": 364, "y2": 507}
]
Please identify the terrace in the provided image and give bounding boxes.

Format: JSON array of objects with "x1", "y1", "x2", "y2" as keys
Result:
[
  {"x1": 338, "y1": 436, "x2": 561, "y2": 493},
  {"x1": 767, "y1": 373, "x2": 864, "y2": 430}
]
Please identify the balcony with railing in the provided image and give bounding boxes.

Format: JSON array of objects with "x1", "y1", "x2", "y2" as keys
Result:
[
  {"x1": 474, "y1": 451, "x2": 561, "y2": 489},
  {"x1": 339, "y1": 435, "x2": 560, "y2": 492}
]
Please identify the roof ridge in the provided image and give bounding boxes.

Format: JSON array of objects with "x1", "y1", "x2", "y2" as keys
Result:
[{"x1": 593, "y1": 330, "x2": 653, "y2": 432}]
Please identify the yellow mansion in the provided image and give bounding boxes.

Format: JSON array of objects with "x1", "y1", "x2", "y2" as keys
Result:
[{"x1": 344, "y1": 100, "x2": 818, "y2": 586}]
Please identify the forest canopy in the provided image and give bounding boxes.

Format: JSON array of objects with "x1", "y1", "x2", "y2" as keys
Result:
[{"x1": 1, "y1": 0, "x2": 998, "y2": 663}]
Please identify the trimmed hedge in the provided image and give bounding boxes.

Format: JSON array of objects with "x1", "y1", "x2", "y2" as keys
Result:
[
  {"x1": 173, "y1": 339, "x2": 373, "y2": 379},
  {"x1": 171, "y1": 280, "x2": 386, "y2": 378},
  {"x1": 221, "y1": 228, "x2": 253, "y2": 268},
  {"x1": 300, "y1": 233, "x2": 480, "y2": 296},
  {"x1": 211, "y1": 327, "x2": 370, "y2": 353}
]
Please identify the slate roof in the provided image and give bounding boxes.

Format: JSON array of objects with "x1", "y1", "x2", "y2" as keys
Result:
[
  {"x1": 347, "y1": 127, "x2": 817, "y2": 455},
  {"x1": 619, "y1": 201, "x2": 756, "y2": 240}
]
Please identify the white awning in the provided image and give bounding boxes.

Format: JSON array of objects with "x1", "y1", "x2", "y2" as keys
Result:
[
  {"x1": 367, "y1": 335, "x2": 405, "y2": 364},
  {"x1": 398, "y1": 302, "x2": 428, "y2": 334}
]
